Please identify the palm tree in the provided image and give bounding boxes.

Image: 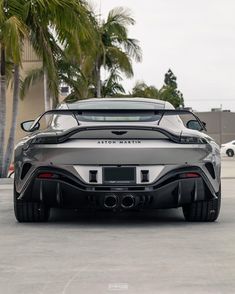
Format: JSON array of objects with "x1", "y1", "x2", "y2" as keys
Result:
[
  {"x1": 0, "y1": 0, "x2": 28, "y2": 177},
  {"x1": 21, "y1": 7, "x2": 142, "y2": 103},
  {"x1": 24, "y1": 0, "x2": 96, "y2": 110},
  {"x1": 57, "y1": 57, "x2": 92, "y2": 100},
  {"x1": 94, "y1": 7, "x2": 142, "y2": 97},
  {"x1": 21, "y1": 49, "x2": 95, "y2": 104},
  {"x1": 3, "y1": 64, "x2": 21, "y2": 176},
  {"x1": 0, "y1": 0, "x2": 96, "y2": 177}
]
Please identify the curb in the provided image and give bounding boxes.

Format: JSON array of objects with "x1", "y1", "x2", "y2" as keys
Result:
[{"x1": 0, "y1": 179, "x2": 14, "y2": 185}]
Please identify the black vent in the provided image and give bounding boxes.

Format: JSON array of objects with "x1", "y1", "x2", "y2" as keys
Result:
[
  {"x1": 89, "y1": 170, "x2": 98, "y2": 183},
  {"x1": 21, "y1": 163, "x2": 32, "y2": 180},
  {"x1": 141, "y1": 170, "x2": 149, "y2": 183},
  {"x1": 205, "y1": 162, "x2": 215, "y2": 179}
]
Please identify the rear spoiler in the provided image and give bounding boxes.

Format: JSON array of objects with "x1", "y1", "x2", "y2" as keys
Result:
[
  {"x1": 30, "y1": 125, "x2": 208, "y2": 145},
  {"x1": 31, "y1": 109, "x2": 206, "y2": 131}
]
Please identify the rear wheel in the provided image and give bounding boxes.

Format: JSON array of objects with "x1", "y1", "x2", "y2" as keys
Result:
[
  {"x1": 14, "y1": 186, "x2": 50, "y2": 223},
  {"x1": 226, "y1": 149, "x2": 234, "y2": 157},
  {"x1": 182, "y1": 187, "x2": 221, "y2": 222}
]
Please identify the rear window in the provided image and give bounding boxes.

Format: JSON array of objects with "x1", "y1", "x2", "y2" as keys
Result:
[
  {"x1": 75, "y1": 111, "x2": 161, "y2": 122},
  {"x1": 68, "y1": 100, "x2": 165, "y2": 110},
  {"x1": 69, "y1": 100, "x2": 164, "y2": 122}
]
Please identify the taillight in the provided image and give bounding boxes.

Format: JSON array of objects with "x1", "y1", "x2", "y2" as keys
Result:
[
  {"x1": 31, "y1": 137, "x2": 58, "y2": 144},
  {"x1": 180, "y1": 136, "x2": 207, "y2": 144},
  {"x1": 180, "y1": 173, "x2": 200, "y2": 178},
  {"x1": 37, "y1": 173, "x2": 58, "y2": 179}
]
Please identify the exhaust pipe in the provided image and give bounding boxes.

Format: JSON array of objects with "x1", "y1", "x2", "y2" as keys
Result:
[
  {"x1": 104, "y1": 194, "x2": 118, "y2": 209},
  {"x1": 121, "y1": 195, "x2": 135, "y2": 209}
]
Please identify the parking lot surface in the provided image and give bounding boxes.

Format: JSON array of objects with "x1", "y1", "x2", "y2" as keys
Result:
[{"x1": 0, "y1": 159, "x2": 235, "y2": 294}]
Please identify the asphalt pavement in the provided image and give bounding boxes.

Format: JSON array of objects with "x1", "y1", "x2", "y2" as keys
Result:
[{"x1": 0, "y1": 159, "x2": 235, "y2": 294}]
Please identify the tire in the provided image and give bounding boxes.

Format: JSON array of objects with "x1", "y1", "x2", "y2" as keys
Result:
[
  {"x1": 226, "y1": 149, "x2": 234, "y2": 157},
  {"x1": 14, "y1": 187, "x2": 50, "y2": 223},
  {"x1": 182, "y1": 187, "x2": 221, "y2": 222}
]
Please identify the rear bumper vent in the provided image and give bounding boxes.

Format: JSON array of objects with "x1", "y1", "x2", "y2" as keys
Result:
[
  {"x1": 141, "y1": 170, "x2": 149, "y2": 183},
  {"x1": 89, "y1": 170, "x2": 98, "y2": 183},
  {"x1": 21, "y1": 163, "x2": 32, "y2": 180},
  {"x1": 205, "y1": 162, "x2": 215, "y2": 179}
]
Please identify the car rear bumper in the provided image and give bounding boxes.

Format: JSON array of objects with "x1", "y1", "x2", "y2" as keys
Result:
[{"x1": 16, "y1": 166, "x2": 218, "y2": 210}]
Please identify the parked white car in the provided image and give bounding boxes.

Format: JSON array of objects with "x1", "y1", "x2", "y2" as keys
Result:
[{"x1": 221, "y1": 141, "x2": 235, "y2": 157}]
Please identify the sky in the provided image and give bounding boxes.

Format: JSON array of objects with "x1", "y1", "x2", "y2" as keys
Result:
[{"x1": 93, "y1": 0, "x2": 235, "y2": 111}]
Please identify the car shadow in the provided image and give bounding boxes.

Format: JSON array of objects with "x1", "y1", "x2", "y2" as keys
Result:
[{"x1": 48, "y1": 208, "x2": 187, "y2": 227}]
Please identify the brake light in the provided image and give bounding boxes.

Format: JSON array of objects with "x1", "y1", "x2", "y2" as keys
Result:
[
  {"x1": 180, "y1": 136, "x2": 207, "y2": 144},
  {"x1": 180, "y1": 173, "x2": 200, "y2": 178},
  {"x1": 38, "y1": 173, "x2": 56, "y2": 179},
  {"x1": 31, "y1": 137, "x2": 58, "y2": 144}
]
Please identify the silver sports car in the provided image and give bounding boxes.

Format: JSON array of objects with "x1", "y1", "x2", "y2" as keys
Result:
[{"x1": 14, "y1": 98, "x2": 221, "y2": 222}]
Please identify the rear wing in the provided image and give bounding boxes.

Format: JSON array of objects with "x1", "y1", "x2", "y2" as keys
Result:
[{"x1": 30, "y1": 108, "x2": 206, "y2": 132}]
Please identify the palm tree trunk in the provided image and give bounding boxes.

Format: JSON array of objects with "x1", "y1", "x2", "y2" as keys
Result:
[
  {"x1": 52, "y1": 95, "x2": 59, "y2": 109},
  {"x1": 43, "y1": 71, "x2": 51, "y2": 111},
  {"x1": 43, "y1": 71, "x2": 52, "y2": 125},
  {"x1": 3, "y1": 65, "x2": 20, "y2": 177},
  {"x1": 95, "y1": 60, "x2": 101, "y2": 98},
  {"x1": 0, "y1": 46, "x2": 6, "y2": 177}
]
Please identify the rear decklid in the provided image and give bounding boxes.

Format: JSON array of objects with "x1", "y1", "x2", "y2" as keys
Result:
[
  {"x1": 29, "y1": 124, "x2": 211, "y2": 166},
  {"x1": 27, "y1": 106, "x2": 209, "y2": 165}
]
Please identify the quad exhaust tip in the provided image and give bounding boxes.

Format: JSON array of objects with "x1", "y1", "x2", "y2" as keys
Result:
[
  {"x1": 104, "y1": 194, "x2": 136, "y2": 209},
  {"x1": 104, "y1": 195, "x2": 118, "y2": 209},
  {"x1": 121, "y1": 195, "x2": 135, "y2": 209}
]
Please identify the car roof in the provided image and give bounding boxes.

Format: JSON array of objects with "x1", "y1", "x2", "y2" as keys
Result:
[{"x1": 61, "y1": 97, "x2": 174, "y2": 110}]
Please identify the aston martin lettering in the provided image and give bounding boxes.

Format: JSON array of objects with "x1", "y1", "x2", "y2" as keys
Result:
[{"x1": 97, "y1": 140, "x2": 141, "y2": 144}]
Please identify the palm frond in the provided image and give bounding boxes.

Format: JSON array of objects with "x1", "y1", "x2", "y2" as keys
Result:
[
  {"x1": 106, "y1": 47, "x2": 133, "y2": 78},
  {"x1": 101, "y1": 68, "x2": 125, "y2": 97},
  {"x1": 20, "y1": 67, "x2": 44, "y2": 99},
  {"x1": 92, "y1": 6, "x2": 142, "y2": 97},
  {"x1": 3, "y1": 15, "x2": 28, "y2": 65},
  {"x1": 106, "y1": 7, "x2": 135, "y2": 27},
  {"x1": 123, "y1": 38, "x2": 142, "y2": 62}
]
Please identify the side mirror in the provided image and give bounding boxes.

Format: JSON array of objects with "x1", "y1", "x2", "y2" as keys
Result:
[
  {"x1": 186, "y1": 120, "x2": 204, "y2": 131},
  {"x1": 21, "y1": 120, "x2": 40, "y2": 132}
]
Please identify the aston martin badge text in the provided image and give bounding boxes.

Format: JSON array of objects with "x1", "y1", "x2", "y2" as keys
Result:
[{"x1": 97, "y1": 140, "x2": 141, "y2": 144}]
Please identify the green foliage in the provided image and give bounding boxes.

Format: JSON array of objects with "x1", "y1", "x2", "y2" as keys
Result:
[
  {"x1": 0, "y1": 0, "x2": 28, "y2": 65},
  {"x1": 100, "y1": 7, "x2": 142, "y2": 66},
  {"x1": 58, "y1": 56, "x2": 93, "y2": 100},
  {"x1": 52, "y1": 6, "x2": 142, "y2": 101},
  {"x1": 23, "y1": 0, "x2": 96, "y2": 102},
  {"x1": 20, "y1": 5, "x2": 142, "y2": 102},
  {"x1": 130, "y1": 69, "x2": 184, "y2": 108},
  {"x1": 0, "y1": 0, "x2": 98, "y2": 177},
  {"x1": 132, "y1": 81, "x2": 159, "y2": 98},
  {"x1": 101, "y1": 69, "x2": 125, "y2": 97},
  {"x1": 164, "y1": 69, "x2": 177, "y2": 88},
  {"x1": 20, "y1": 67, "x2": 44, "y2": 99},
  {"x1": 93, "y1": 7, "x2": 142, "y2": 97},
  {"x1": 0, "y1": 0, "x2": 28, "y2": 177},
  {"x1": 159, "y1": 69, "x2": 184, "y2": 108}
]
